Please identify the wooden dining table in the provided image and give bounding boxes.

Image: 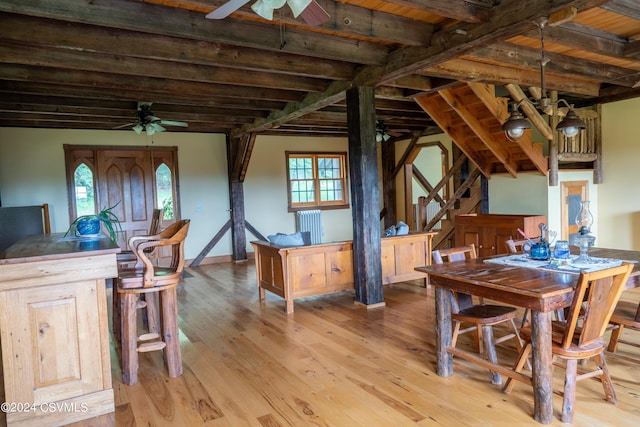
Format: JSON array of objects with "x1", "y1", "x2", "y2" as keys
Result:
[{"x1": 415, "y1": 247, "x2": 640, "y2": 425}]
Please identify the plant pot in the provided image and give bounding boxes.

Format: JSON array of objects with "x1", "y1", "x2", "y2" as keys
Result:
[{"x1": 76, "y1": 218, "x2": 101, "y2": 236}]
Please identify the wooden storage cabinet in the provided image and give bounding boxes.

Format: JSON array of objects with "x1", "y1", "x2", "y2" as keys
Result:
[
  {"x1": 455, "y1": 214, "x2": 546, "y2": 258},
  {"x1": 0, "y1": 234, "x2": 118, "y2": 426},
  {"x1": 252, "y1": 232, "x2": 435, "y2": 313}
]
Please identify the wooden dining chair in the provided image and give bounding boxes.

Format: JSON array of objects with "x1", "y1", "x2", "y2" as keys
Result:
[
  {"x1": 504, "y1": 263, "x2": 633, "y2": 423},
  {"x1": 113, "y1": 219, "x2": 190, "y2": 385},
  {"x1": 504, "y1": 237, "x2": 540, "y2": 254},
  {"x1": 607, "y1": 291, "x2": 640, "y2": 362},
  {"x1": 432, "y1": 244, "x2": 524, "y2": 385}
]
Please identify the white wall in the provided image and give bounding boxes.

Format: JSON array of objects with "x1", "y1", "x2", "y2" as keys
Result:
[
  {"x1": 0, "y1": 128, "x2": 231, "y2": 260},
  {"x1": 599, "y1": 98, "x2": 640, "y2": 250},
  {"x1": 245, "y1": 135, "x2": 353, "y2": 243},
  {"x1": 489, "y1": 173, "x2": 548, "y2": 216}
]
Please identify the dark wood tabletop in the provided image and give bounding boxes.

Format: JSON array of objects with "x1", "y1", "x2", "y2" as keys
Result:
[{"x1": 0, "y1": 232, "x2": 120, "y2": 265}]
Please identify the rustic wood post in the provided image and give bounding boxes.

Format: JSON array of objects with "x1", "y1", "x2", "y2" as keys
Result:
[
  {"x1": 531, "y1": 310, "x2": 554, "y2": 424},
  {"x1": 381, "y1": 137, "x2": 396, "y2": 228},
  {"x1": 227, "y1": 134, "x2": 247, "y2": 261},
  {"x1": 346, "y1": 86, "x2": 384, "y2": 308}
]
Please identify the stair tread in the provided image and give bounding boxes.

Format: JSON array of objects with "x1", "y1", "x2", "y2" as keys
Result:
[{"x1": 137, "y1": 341, "x2": 166, "y2": 352}]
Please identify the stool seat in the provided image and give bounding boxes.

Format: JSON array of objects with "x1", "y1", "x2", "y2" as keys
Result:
[{"x1": 113, "y1": 219, "x2": 190, "y2": 385}]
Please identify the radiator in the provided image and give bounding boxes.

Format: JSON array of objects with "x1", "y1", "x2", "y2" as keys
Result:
[
  {"x1": 415, "y1": 201, "x2": 442, "y2": 230},
  {"x1": 296, "y1": 210, "x2": 323, "y2": 244}
]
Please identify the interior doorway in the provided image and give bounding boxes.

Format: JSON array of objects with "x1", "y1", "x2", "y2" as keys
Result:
[
  {"x1": 64, "y1": 145, "x2": 180, "y2": 252},
  {"x1": 560, "y1": 180, "x2": 588, "y2": 241}
]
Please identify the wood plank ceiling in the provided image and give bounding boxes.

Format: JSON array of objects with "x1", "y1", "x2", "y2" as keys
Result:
[{"x1": 1, "y1": 0, "x2": 639, "y2": 173}]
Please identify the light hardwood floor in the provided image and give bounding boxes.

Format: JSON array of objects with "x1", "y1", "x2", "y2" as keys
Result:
[{"x1": 63, "y1": 261, "x2": 640, "y2": 426}]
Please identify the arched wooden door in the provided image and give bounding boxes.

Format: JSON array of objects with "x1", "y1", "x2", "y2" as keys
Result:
[{"x1": 64, "y1": 145, "x2": 180, "y2": 251}]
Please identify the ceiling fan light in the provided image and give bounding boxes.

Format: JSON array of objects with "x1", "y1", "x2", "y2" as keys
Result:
[
  {"x1": 376, "y1": 133, "x2": 382, "y2": 143},
  {"x1": 251, "y1": 0, "x2": 274, "y2": 20},
  {"x1": 264, "y1": 0, "x2": 286, "y2": 7},
  {"x1": 146, "y1": 126, "x2": 155, "y2": 136},
  {"x1": 287, "y1": 0, "x2": 312, "y2": 18},
  {"x1": 556, "y1": 109, "x2": 586, "y2": 137},
  {"x1": 132, "y1": 124, "x2": 144, "y2": 134}
]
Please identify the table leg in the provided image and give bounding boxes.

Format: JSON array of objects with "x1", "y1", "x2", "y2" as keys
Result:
[
  {"x1": 531, "y1": 310, "x2": 553, "y2": 424},
  {"x1": 435, "y1": 287, "x2": 453, "y2": 377}
]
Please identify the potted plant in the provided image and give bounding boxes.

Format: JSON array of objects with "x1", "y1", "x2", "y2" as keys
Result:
[{"x1": 66, "y1": 202, "x2": 123, "y2": 243}]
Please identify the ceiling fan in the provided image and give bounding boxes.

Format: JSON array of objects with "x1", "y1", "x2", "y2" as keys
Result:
[
  {"x1": 375, "y1": 120, "x2": 410, "y2": 142},
  {"x1": 206, "y1": 0, "x2": 330, "y2": 26},
  {"x1": 114, "y1": 102, "x2": 188, "y2": 136}
]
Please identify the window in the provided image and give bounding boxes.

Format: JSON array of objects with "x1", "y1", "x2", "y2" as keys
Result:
[
  {"x1": 156, "y1": 163, "x2": 174, "y2": 219},
  {"x1": 286, "y1": 152, "x2": 348, "y2": 211},
  {"x1": 73, "y1": 163, "x2": 96, "y2": 216}
]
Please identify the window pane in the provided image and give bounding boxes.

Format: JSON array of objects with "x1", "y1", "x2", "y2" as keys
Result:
[
  {"x1": 287, "y1": 153, "x2": 347, "y2": 208},
  {"x1": 74, "y1": 163, "x2": 95, "y2": 216},
  {"x1": 156, "y1": 163, "x2": 174, "y2": 219}
]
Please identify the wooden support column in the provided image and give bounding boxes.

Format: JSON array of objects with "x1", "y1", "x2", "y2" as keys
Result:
[
  {"x1": 346, "y1": 86, "x2": 384, "y2": 308},
  {"x1": 381, "y1": 138, "x2": 396, "y2": 228},
  {"x1": 227, "y1": 134, "x2": 247, "y2": 262},
  {"x1": 549, "y1": 91, "x2": 559, "y2": 186}
]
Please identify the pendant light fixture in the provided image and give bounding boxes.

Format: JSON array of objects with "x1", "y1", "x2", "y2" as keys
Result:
[{"x1": 501, "y1": 17, "x2": 587, "y2": 139}]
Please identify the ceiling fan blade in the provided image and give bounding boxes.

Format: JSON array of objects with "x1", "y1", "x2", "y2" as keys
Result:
[
  {"x1": 160, "y1": 120, "x2": 189, "y2": 127},
  {"x1": 206, "y1": 0, "x2": 251, "y2": 19},
  {"x1": 299, "y1": 0, "x2": 329, "y2": 26}
]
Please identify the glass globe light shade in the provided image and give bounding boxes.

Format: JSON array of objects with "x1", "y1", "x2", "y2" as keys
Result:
[
  {"x1": 507, "y1": 127, "x2": 525, "y2": 139},
  {"x1": 561, "y1": 126, "x2": 579, "y2": 137}
]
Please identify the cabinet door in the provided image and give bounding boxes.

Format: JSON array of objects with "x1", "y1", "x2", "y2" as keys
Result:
[
  {"x1": 0, "y1": 280, "x2": 108, "y2": 404},
  {"x1": 458, "y1": 226, "x2": 481, "y2": 250},
  {"x1": 493, "y1": 227, "x2": 519, "y2": 255}
]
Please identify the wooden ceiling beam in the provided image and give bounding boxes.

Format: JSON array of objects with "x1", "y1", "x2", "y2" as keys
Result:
[
  {"x1": 469, "y1": 42, "x2": 640, "y2": 87},
  {"x1": 423, "y1": 58, "x2": 601, "y2": 96},
  {"x1": 0, "y1": 0, "x2": 390, "y2": 65},
  {"x1": 0, "y1": 42, "x2": 329, "y2": 93},
  {"x1": 0, "y1": 65, "x2": 305, "y2": 102},
  {"x1": 178, "y1": 0, "x2": 434, "y2": 46},
  {"x1": 0, "y1": 83, "x2": 288, "y2": 111},
  {"x1": 0, "y1": 13, "x2": 357, "y2": 81},
  {"x1": 379, "y1": 0, "x2": 491, "y2": 23}
]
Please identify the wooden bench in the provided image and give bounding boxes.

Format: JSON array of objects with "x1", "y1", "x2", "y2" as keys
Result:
[{"x1": 251, "y1": 232, "x2": 436, "y2": 313}]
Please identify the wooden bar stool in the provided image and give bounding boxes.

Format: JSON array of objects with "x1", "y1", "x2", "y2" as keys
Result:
[{"x1": 113, "y1": 219, "x2": 190, "y2": 385}]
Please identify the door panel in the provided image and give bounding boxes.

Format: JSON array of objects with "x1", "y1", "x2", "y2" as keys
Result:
[
  {"x1": 561, "y1": 181, "x2": 588, "y2": 240},
  {"x1": 97, "y1": 150, "x2": 155, "y2": 250}
]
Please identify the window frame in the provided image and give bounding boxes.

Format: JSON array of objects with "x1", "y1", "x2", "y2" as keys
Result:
[{"x1": 285, "y1": 151, "x2": 349, "y2": 212}]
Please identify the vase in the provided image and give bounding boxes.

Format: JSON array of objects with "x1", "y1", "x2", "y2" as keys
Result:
[{"x1": 76, "y1": 218, "x2": 101, "y2": 236}]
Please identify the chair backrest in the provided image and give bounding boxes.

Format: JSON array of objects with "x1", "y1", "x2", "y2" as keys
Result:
[
  {"x1": 432, "y1": 244, "x2": 477, "y2": 264},
  {"x1": 505, "y1": 237, "x2": 540, "y2": 254},
  {"x1": 135, "y1": 219, "x2": 190, "y2": 287},
  {"x1": 432, "y1": 245, "x2": 477, "y2": 311},
  {"x1": 561, "y1": 263, "x2": 633, "y2": 349},
  {"x1": 149, "y1": 208, "x2": 163, "y2": 235}
]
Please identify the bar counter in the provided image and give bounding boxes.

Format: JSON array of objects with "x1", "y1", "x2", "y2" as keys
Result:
[{"x1": 0, "y1": 233, "x2": 120, "y2": 426}]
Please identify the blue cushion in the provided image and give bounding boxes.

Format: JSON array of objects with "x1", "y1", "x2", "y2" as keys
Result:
[{"x1": 267, "y1": 232, "x2": 310, "y2": 247}]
